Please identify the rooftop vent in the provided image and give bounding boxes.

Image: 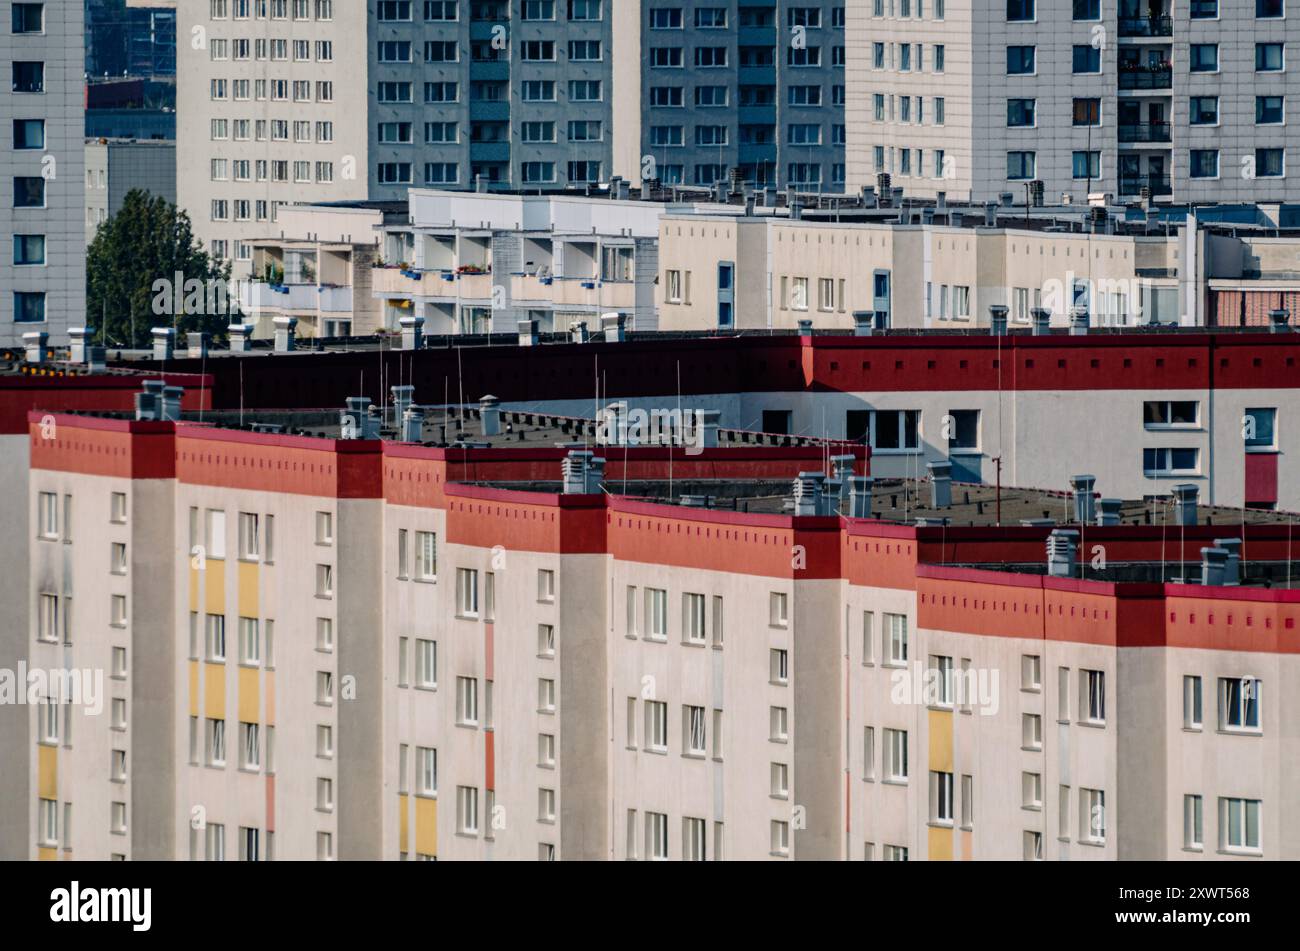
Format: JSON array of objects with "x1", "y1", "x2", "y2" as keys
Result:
[
  {"x1": 1214, "y1": 537, "x2": 1242, "y2": 586},
  {"x1": 989, "y1": 304, "x2": 1009, "y2": 336},
  {"x1": 151, "y1": 327, "x2": 175, "y2": 361},
  {"x1": 1046, "y1": 528, "x2": 1080, "y2": 577},
  {"x1": 1070, "y1": 474, "x2": 1097, "y2": 524},
  {"x1": 1097, "y1": 497, "x2": 1122, "y2": 526},
  {"x1": 1200, "y1": 546, "x2": 1228, "y2": 586},
  {"x1": 518, "y1": 319, "x2": 539, "y2": 347},
  {"x1": 849, "y1": 475, "x2": 873, "y2": 518},
  {"x1": 228, "y1": 323, "x2": 254, "y2": 353},
  {"x1": 927, "y1": 459, "x2": 953, "y2": 509},
  {"x1": 273, "y1": 316, "x2": 297, "y2": 352},
  {"x1": 400, "y1": 315, "x2": 425, "y2": 351},
  {"x1": 1269, "y1": 309, "x2": 1291, "y2": 333},
  {"x1": 480, "y1": 394, "x2": 501, "y2": 436},
  {"x1": 1172, "y1": 483, "x2": 1199, "y2": 526},
  {"x1": 792, "y1": 471, "x2": 828, "y2": 517},
  {"x1": 1031, "y1": 308, "x2": 1052, "y2": 335}
]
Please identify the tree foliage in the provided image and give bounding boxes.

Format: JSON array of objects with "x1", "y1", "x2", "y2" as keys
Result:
[{"x1": 86, "y1": 189, "x2": 234, "y2": 348}]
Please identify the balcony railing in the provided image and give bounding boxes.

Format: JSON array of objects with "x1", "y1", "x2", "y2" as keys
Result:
[
  {"x1": 1118, "y1": 15, "x2": 1173, "y2": 36},
  {"x1": 1118, "y1": 121, "x2": 1172, "y2": 143},
  {"x1": 1119, "y1": 174, "x2": 1173, "y2": 196},
  {"x1": 1119, "y1": 65, "x2": 1173, "y2": 89}
]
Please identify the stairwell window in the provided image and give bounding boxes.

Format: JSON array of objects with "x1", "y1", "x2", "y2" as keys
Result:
[
  {"x1": 771, "y1": 705, "x2": 789, "y2": 742},
  {"x1": 416, "y1": 746, "x2": 436, "y2": 795},
  {"x1": 770, "y1": 648, "x2": 789, "y2": 685},
  {"x1": 37, "y1": 492, "x2": 57, "y2": 539},
  {"x1": 770, "y1": 820, "x2": 791, "y2": 856},
  {"x1": 457, "y1": 786, "x2": 479, "y2": 835},
  {"x1": 238, "y1": 618, "x2": 259, "y2": 666},
  {"x1": 538, "y1": 678, "x2": 556, "y2": 713},
  {"x1": 315, "y1": 564, "x2": 333, "y2": 598},
  {"x1": 1184, "y1": 794, "x2": 1203, "y2": 850},
  {"x1": 930, "y1": 771, "x2": 954, "y2": 825},
  {"x1": 646, "y1": 812, "x2": 669, "y2": 860},
  {"x1": 240, "y1": 722, "x2": 260, "y2": 770},
  {"x1": 206, "y1": 718, "x2": 226, "y2": 766},
  {"x1": 1183, "y1": 675, "x2": 1203, "y2": 729}
]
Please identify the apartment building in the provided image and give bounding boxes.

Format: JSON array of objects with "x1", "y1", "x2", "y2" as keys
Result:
[
  {"x1": 137, "y1": 327, "x2": 1300, "y2": 511},
  {"x1": 176, "y1": 0, "x2": 369, "y2": 275},
  {"x1": 640, "y1": 1, "x2": 847, "y2": 190},
  {"x1": 13, "y1": 393, "x2": 1298, "y2": 860},
  {"x1": 2, "y1": 0, "x2": 86, "y2": 346},
  {"x1": 656, "y1": 206, "x2": 1188, "y2": 332},
  {"x1": 84, "y1": 138, "x2": 177, "y2": 245},
  {"x1": 240, "y1": 201, "x2": 396, "y2": 338},
  {"x1": 374, "y1": 188, "x2": 665, "y2": 334},
  {"x1": 846, "y1": 0, "x2": 1300, "y2": 204}
]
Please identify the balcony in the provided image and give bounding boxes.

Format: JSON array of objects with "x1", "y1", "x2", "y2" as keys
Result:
[
  {"x1": 1119, "y1": 174, "x2": 1172, "y2": 196},
  {"x1": 372, "y1": 265, "x2": 494, "y2": 301},
  {"x1": 1118, "y1": 15, "x2": 1172, "y2": 37},
  {"x1": 1119, "y1": 64, "x2": 1172, "y2": 90},
  {"x1": 1118, "y1": 121, "x2": 1172, "y2": 143}
]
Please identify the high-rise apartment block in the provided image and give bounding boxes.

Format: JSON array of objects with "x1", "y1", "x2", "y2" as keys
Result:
[
  {"x1": 2, "y1": 0, "x2": 86, "y2": 346},
  {"x1": 848, "y1": 0, "x2": 1300, "y2": 204}
]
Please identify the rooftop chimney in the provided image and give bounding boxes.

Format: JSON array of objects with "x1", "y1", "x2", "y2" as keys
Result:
[
  {"x1": 1097, "y1": 497, "x2": 1122, "y2": 526},
  {"x1": 569, "y1": 320, "x2": 589, "y2": 344},
  {"x1": 852, "y1": 311, "x2": 874, "y2": 336},
  {"x1": 480, "y1": 394, "x2": 501, "y2": 436},
  {"x1": 999, "y1": 191, "x2": 1014, "y2": 208},
  {"x1": 1214, "y1": 537, "x2": 1242, "y2": 585},
  {"x1": 797, "y1": 318, "x2": 813, "y2": 336},
  {"x1": 1200, "y1": 546, "x2": 1228, "y2": 586},
  {"x1": 831, "y1": 454, "x2": 855, "y2": 499},
  {"x1": 228, "y1": 323, "x2": 254, "y2": 352},
  {"x1": 679, "y1": 494, "x2": 709, "y2": 508},
  {"x1": 68, "y1": 327, "x2": 93, "y2": 364},
  {"x1": 135, "y1": 379, "x2": 165, "y2": 420},
  {"x1": 1031, "y1": 308, "x2": 1051, "y2": 335},
  {"x1": 792, "y1": 471, "x2": 826, "y2": 517},
  {"x1": 989, "y1": 304, "x2": 1009, "y2": 336},
  {"x1": 1172, "y1": 483, "x2": 1199, "y2": 526},
  {"x1": 273, "y1": 316, "x2": 297, "y2": 352},
  {"x1": 400, "y1": 315, "x2": 425, "y2": 351},
  {"x1": 600, "y1": 311, "x2": 627, "y2": 342},
  {"x1": 698, "y1": 408, "x2": 720, "y2": 448},
  {"x1": 849, "y1": 475, "x2": 873, "y2": 518},
  {"x1": 518, "y1": 319, "x2": 539, "y2": 347},
  {"x1": 562, "y1": 450, "x2": 595, "y2": 494},
  {"x1": 401, "y1": 405, "x2": 424, "y2": 443},
  {"x1": 187, "y1": 332, "x2": 209, "y2": 359},
  {"x1": 1069, "y1": 306, "x2": 1090, "y2": 335},
  {"x1": 1046, "y1": 528, "x2": 1080, "y2": 577},
  {"x1": 390, "y1": 384, "x2": 414, "y2": 427},
  {"x1": 984, "y1": 201, "x2": 998, "y2": 227},
  {"x1": 1269, "y1": 309, "x2": 1291, "y2": 333},
  {"x1": 161, "y1": 385, "x2": 183, "y2": 421},
  {"x1": 342, "y1": 396, "x2": 380, "y2": 440},
  {"x1": 1070, "y1": 474, "x2": 1097, "y2": 523},
  {"x1": 151, "y1": 327, "x2": 175, "y2": 361},
  {"x1": 927, "y1": 459, "x2": 953, "y2": 509}
]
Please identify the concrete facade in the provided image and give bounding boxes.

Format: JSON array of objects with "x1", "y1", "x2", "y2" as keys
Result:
[
  {"x1": 84, "y1": 138, "x2": 177, "y2": 245},
  {"x1": 1, "y1": 0, "x2": 86, "y2": 346}
]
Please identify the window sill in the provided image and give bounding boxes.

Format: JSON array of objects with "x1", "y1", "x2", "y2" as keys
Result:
[
  {"x1": 538, "y1": 707, "x2": 555, "y2": 715},
  {"x1": 682, "y1": 751, "x2": 706, "y2": 761},
  {"x1": 1077, "y1": 838, "x2": 1106, "y2": 848},
  {"x1": 414, "y1": 683, "x2": 437, "y2": 692},
  {"x1": 926, "y1": 821, "x2": 954, "y2": 830},
  {"x1": 1021, "y1": 745, "x2": 1043, "y2": 753},
  {"x1": 1182, "y1": 846, "x2": 1204, "y2": 854},
  {"x1": 1077, "y1": 719, "x2": 1106, "y2": 730},
  {"x1": 1022, "y1": 804, "x2": 1043, "y2": 812},
  {"x1": 1218, "y1": 847, "x2": 1262, "y2": 857},
  {"x1": 769, "y1": 680, "x2": 790, "y2": 688},
  {"x1": 680, "y1": 639, "x2": 706, "y2": 648},
  {"x1": 1182, "y1": 725, "x2": 1202, "y2": 733},
  {"x1": 1218, "y1": 728, "x2": 1262, "y2": 738},
  {"x1": 882, "y1": 778, "x2": 908, "y2": 787},
  {"x1": 771, "y1": 792, "x2": 790, "y2": 801},
  {"x1": 643, "y1": 746, "x2": 668, "y2": 756},
  {"x1": 537, "y1": 653, "x2": 555, "y2": 661},
  {"x1": 413, "y1": 576, "x2": 438, "y2": 585},
  {"x1": 454, "y1": 721, "x2": 478, "y2": 730}
]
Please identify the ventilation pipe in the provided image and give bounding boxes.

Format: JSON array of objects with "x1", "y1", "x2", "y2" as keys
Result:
[
  {"x1": 792, "y1": 472, "x2": 826, "y2": 516},
  {"x1": 68, "y1": 327, "x2": 93, "y2": 364},
  {"x1": 390, "y1": 385, "x2": 414, "y2": 427},
  {"x1": 1097, "y1": 498, "x2": 1122, "y2": 526},
  {"x1": 517, "y1": 319, "x2": 539, "y2": 347},
  {"x1": 1214, "y1": 537, "x2": 1242, "y2": 585},
  {"x1": 135, "y1": 379, "x2": 166, "y2": 420},
  {"x1": 1070, "y1": 474, "x2": 1097, "y2": 524},
  {"x1": 1200, "y1": 546, "x2": 1228, "y2": 586},
  {"x1": 928, "y1": 459, "x2": 953, "y2": 509},
  {"x1": 187, "y1": 332, "x2": 209, "y2": 359},
  {"x1": 1046, "y1": 529, "x2": 1080, "y2": 577},
  {"x1": 400, "y1": 315, "x2": 425, "y2": 351},
  {"x1": 401, "y1": 405, "x2": 424, "y2": 443},
  {"x1": 1069, "y1": 306, "x2": 1090, "y2": 335},
  {"x1": 228, "y1": 323, "x2": 254, "y2": 352},
  {"x1": 1031, "y1": 308, "x2": 1051, "y2": 335},
  {"x1": 989, "y1": 304, "x2": 1009, "y2": 336},
  {"x1": 1269, "y1": 309, "x2": 1291, "y2": 333},
  {"x1": 1172, "y1": 484, "x2": 1199, "y2": 526},
  {"x1": 151, "y1": 327, "x2": 175, "y2": 361},
  {"x1": 480, "y1": 394, "x2": 501, "y2": 437},
  {"x1": 273, "y1": 316, "x2": 297, "y2": 352},
  {"x1": 849, "y1": 476, "x2": 873, "y2": 518}
]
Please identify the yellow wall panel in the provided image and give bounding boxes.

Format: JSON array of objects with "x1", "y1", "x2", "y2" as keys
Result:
[
  {"x1": 204, "y1": 663, "x2": 226, "y2": 720},
  {"x1": 399, "y1": 794, "x2": 409, "y2": 853},
  {"x1": 962, "y1": 829, "x2": 973, "y2": 861},
  {"x1": 238, "y1": 666, "x2": 259, "y2": 724},
  {"x1": 37, "y1": 847, "x2": 57, "y2": 862},
  {"x1": 188, "y1": 566, "x2": 198, "y2": 610},
  {"x1": 204, "y1": 559, "x2": 225, "y2": 615},
  {"x1": 928, "y1": 709, "x2": 953, "y2": 773},
  {"x1": 237, "y1": 561, "x2": 259, "y2": 618},
  {"x1": 415, "y1": 796, "x2": 437, "y2": 856},
  {"x1": 266, "y1": 672, "x2": 275, "y2": 725},
  {"x1": 928, "y1": 826, "x2": 953, "y2": 861},
  {"x1": 188, "y1": 661, "x2": 199, "y2": 718},
  {"x1": 37, "y1": 745, "x2": 56, "y2": 799}
]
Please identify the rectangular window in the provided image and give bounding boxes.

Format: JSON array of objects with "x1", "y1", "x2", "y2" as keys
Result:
[
  {"x1": 884, "y1": 728, "x2": 908, "y2": 781},
  {"x1": 1256, "y1": 43, "x2": 1285, "y2": 71},
  {"x1": 1190, "y1": 44, "x2": 1218, "y2": 72},
  {"x1": 1220, "y1": 677, "x2": 1262, "y2": 732},
  {"x1": 685, "y1": 705, "x2": 706, "y2": 755},
  {"x1": 1220, "y1": 798, "x2": 1261, "y2": 853},
  {"x1": 1082, "y1": 669, "x2": 1106, "y2": 723},
  {"x1": 682, "y1": 593, "x2": 706, "y2": 643},
  {"x1": 1184, "y1": 794, "x2": 1204, "y2": 850},
  {"x1": 884, "y1": 613, "x2": 908, "y2": 665},
  {"x1": 456, "y1": 568, "x2": 479, "y2": 616},
  {"x1": 1183, "y1": 675, "x2": 1203, "y2": 728},
  {"x1": 1081, "y1": 788, "x2": 1106, "y2": 843},
  {"x1": 645, "y1": 700, "x2": 668, "y2": 750}
]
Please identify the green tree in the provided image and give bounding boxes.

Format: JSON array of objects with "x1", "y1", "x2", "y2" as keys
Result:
[{"x1": 86, "y1": 189, "x2": 235, "y2": 348}]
